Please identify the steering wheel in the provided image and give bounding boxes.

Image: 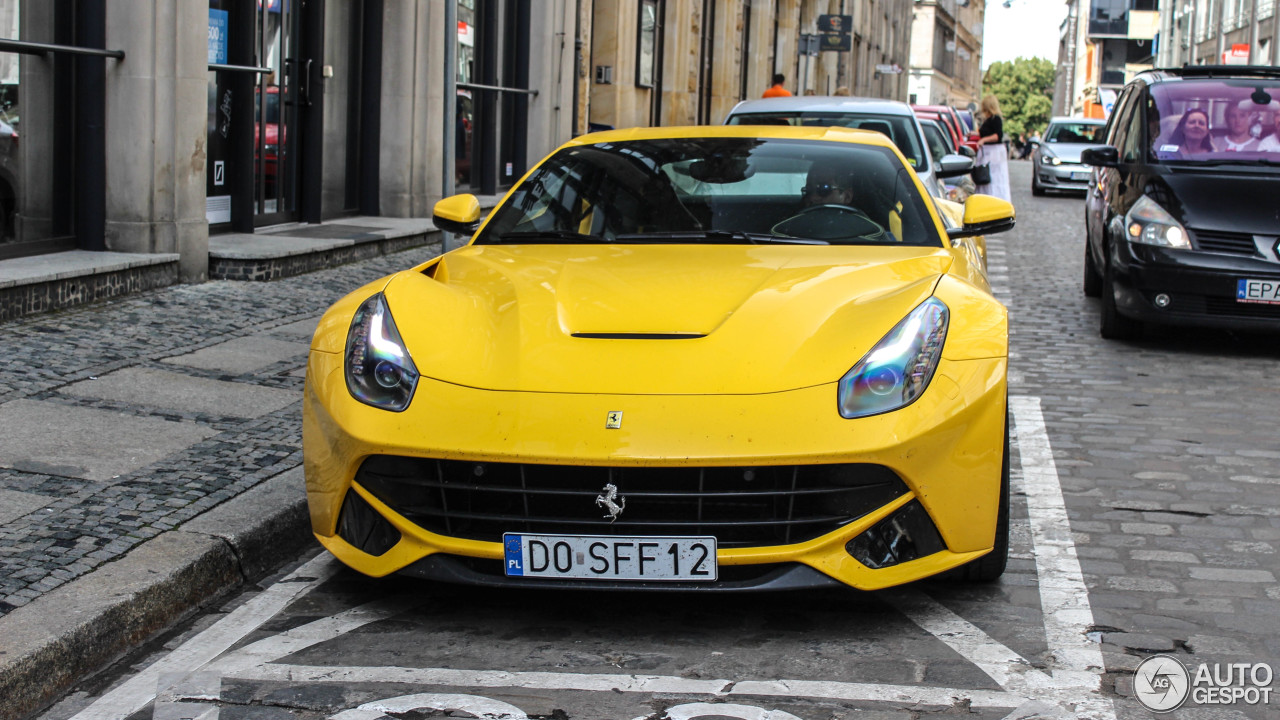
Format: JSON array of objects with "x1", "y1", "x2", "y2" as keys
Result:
[{"x1": 771, "y1": 203, "x2": 887, "y2": 242}]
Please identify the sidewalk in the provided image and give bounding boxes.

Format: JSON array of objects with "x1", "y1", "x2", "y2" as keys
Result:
[{"x1": 0, "y1": 238, "x2": 448, "y2": 720}]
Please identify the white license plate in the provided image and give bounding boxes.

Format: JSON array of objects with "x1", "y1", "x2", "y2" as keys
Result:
[
  {"x1": 1070, "y1": 171, "x2": 1090, "y2": 181},
  {"x1": 503, "y1": 533, "x2": 717, "y2": 581},
  {"x1": 1237, "y1": 278, "x2": 1280, "y2": 305}
]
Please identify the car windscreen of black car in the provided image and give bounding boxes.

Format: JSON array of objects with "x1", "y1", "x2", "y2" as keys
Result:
[
  {"x1": 1148, "y1": 78, "x2": 1280, "y2": 164},
  {"x1": 477, "y1": 137, "x2": 940, "y2": 247}
]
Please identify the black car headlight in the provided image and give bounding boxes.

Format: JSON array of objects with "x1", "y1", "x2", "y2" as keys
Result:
[
  {"x1": 1124, "y1": 196, "x2": 1190, "y2": 250},
  {"x1": 344, "y1": 293, "x2": 420, "y2": 411},
  {"x1": 838, "y1": 298, "x2": 948, "y2": 419}
]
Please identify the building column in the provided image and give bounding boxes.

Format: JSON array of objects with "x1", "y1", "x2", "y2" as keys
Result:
[
  {"x1": 379, "y1": 2, "x2": 439, "y2": 216},
  {"x1": 104, "y1": 1, "x2": 208, "y2": 282}
]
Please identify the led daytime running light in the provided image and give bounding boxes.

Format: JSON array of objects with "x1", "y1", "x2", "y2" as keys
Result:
[
  {"x1": 344, "y1": 293, "x2": 420, "y2": 411},
  {"x1": 838, "y1": 298, "x2": 949, "y2": 419}
]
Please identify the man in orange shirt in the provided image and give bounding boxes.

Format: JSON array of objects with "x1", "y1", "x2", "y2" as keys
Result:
[{"x1": 763, "y1": 74, "x2": 791, "y2": 98}]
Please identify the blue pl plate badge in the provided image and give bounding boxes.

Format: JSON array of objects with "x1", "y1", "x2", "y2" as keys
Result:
[{"x1": 505, "y1": 535, "x2": 524, "y2": 576}]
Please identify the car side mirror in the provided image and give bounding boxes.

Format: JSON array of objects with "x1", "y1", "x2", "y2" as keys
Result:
[
  {"x1": 433, "y1": 194, "x2": 482, "y2": 238},
  {"x1": 947, "y1": 194, "x2": 1015, "y2": 239},
  {"x1": 1080, "y1": 146, "x2": 1119, "y2": 167},
  {"x1": 935, "y1": 154, "x2": 975, "y2": 178},
  {"x1": 957, "y1": 145, "x2": 976, "y2": 158}
]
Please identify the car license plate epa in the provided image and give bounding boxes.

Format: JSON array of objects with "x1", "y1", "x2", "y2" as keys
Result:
[
  {"x1": 1237, "y1": 278, "x2": 1280, "y2": 305},
  {"x1": 503, "y1": 533, "x2": 717, "y2": 581}
]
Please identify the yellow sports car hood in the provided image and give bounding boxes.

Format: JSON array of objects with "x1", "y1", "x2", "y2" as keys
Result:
[{"x1": 379, "y1": 244, "x2": 975, "y2": 395}]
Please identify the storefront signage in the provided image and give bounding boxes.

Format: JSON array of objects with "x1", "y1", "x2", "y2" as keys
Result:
[
  {"x1": 821, "y1": 33, "x2": 852, "y2": 52},
  {"x1": 208, "y1": 9, "x2": 228, "y2": 65},
  {"x1": 817, "y1": 14, "x2": 852, "y2": 33}
]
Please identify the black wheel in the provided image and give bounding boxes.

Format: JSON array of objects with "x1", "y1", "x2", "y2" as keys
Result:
[
  {"x1": 955, "y1": 416, "x2": 1010, "y2": 583},
  {"x1": 1031, "y1": 175, "x2": 1045, "y2": 196},
  {"x1": 1100, "y1": 261, "x2": 1142, "y2": 340},
  {"x1": 1082, "y1": 240, "x2": 1102, "y2": 298}
]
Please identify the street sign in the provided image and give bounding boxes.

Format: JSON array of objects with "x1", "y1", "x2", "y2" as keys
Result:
[
  {"x1": 799, "y1": 34, "x2": 821, "y2": 56},
  {"x1": 820, "y1": 33, "x2": 852, "y2": 52},
  {"x1": 817, "y1": 14, "x2": 853, "y2": 33},
  {"x1": 875, "y1": 63, "x2": 903, "y2": 74}
]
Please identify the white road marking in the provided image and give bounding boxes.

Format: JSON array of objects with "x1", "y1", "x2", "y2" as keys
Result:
[
  {"x1": 68, "y1": 552, "x2": 340, "y2": 720},
  {"x1": 1010, "y1": 396, "x2": 1110, "y2": 690},
  {"x1": 888, "y1": 588, "x2": 1055, "y2": 694},
  {"x1": 222, "y1": 663, "x2": 1026, "y2": 710},
  {"x1": 330, "y1": 693, "x2": 528, "y2": 720},
  {"x1": 636, "y1": 702, "x2": 802, "y2": 720}
]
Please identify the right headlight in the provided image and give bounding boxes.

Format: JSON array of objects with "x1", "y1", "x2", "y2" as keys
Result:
[
  {"x1": 838, "y1": 298, "x2": 949, "y2": 419},
  {"x1": 1124, "y1": 195, "x2": 1190, "y2": 250},
  {"x1": 344, "y1": 293, "x2": 420, "y2": 412},
  {"x1": 1040, "y1": 152, "x2": 1061, "y2": 166}
]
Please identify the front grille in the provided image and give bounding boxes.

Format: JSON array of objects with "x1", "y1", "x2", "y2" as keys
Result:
[
  {"x1": 1205, "y1": 296, "x2": 1280, "y2": 319},
  {"x1": 1192, "y1": 230, "x2": 1258, "y2": 256},
  {"x1": 355, "y1": 456, "x2": 909, "y2": 548}
]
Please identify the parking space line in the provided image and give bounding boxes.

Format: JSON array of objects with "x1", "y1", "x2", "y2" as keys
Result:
[
  {"x1": 889, "y1": 588, "x2": 1055, "y2": 694},
  {"x1": 68, "y1": 552, "x2": 340, "y2": 720},
  {"x1": 223, "y1": 663, "x2": 1027, "y2": 710},
  {"x1": 1010, "y1": 396, "x2": 1109, "y2": 692}
]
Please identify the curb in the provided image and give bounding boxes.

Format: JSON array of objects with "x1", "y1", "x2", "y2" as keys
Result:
[{"x1": 0, "y1": 467, "x2": 312, "y2": 720}]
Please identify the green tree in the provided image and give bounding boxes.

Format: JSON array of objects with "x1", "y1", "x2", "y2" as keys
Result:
[{"x1": 983, "y1": 57, "x2": 1056, "y2": 140}]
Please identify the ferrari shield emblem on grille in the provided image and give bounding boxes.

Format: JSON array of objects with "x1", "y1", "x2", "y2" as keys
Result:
[
  {"x1": 605, "y1": 411, "x2": 623, "y2": 429},
  {"x1": 596, "y1": 483, "x2": 626, "y2": 522}
]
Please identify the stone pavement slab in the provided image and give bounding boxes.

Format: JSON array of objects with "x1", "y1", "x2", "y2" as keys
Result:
[
  {"x1": 0, "y1": 399, "x2": 218, "y2": 483},
  {"x1": 61, "y1": 367, "x2": 299, "y2": 419},
  {"x1": 161, "y1": 335, "x2": 310, "y2": 374}
]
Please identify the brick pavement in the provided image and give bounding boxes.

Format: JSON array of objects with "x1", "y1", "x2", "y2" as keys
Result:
[{"x1": 0, "y1": 242, "x2": 444, "y2": 615}]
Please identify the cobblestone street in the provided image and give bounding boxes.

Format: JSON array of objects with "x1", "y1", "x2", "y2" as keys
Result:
[{"x1": 0, "y1": 243, "x2": 444, "y2": 613}]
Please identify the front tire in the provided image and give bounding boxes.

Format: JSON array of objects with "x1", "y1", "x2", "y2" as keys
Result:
[
  {"x1": 955, "y1": 417, "x2": 1010, "y2": 582},
  {"x1": 1100, "y1": 261, "x2": 1142, "y2": 340},
  {"x1": 1082, "y1": 241, "x2": 1102, "y2": 297},
  {"x1": 1031, "y1": 175, "x2": 1045, "y2": 196}
]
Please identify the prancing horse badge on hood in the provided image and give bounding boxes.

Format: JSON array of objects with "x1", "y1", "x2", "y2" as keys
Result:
[{"x1": 605, "y1": 411, "x2": 623, "y2": 429}]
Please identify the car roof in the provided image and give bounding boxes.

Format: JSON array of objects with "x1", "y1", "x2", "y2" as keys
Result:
[
  {"x1": 1138, "y1": 65, "x2": 1280, "y2": 83},
  {"x1": 568, "y1": 124, "x2": 902, "y2": 152},
  {"x1": 1046, "y1": 116, "x2": 1105, "y2": 125},
  {"x1": 726, "y1": 96, "x2": 914, "y2": 118}
]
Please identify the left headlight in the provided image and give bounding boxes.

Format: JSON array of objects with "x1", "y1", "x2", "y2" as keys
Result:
[
  {"x1": 344, "y1": 293, "x2": 420, "y2": 412},
  {"x1": 1040, "y1": 152, "x2": 1061, "y2": 166},
  {"x1": 838, "y1": 298, "x2": 949, "y2": 419}
]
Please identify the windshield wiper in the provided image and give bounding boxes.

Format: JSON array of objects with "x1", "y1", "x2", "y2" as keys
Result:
[
  {"x1": 497, "y1": 230, "x2": 608, "y2": 243},
  {"x1": 614, "y1": 230, "x2": 829, "y2": 245}
]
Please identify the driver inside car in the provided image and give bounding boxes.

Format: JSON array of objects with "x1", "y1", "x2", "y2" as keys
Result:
[{"x1": 801, "y1": 161, "x2": 856, "y2": 208}]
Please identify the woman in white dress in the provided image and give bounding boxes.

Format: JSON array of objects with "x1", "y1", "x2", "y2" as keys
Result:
[{"x1": 974, "y1": 94, "x2": 1011, "y2": 202}]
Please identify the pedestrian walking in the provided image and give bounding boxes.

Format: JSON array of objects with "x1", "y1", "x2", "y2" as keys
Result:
[
  {"x1": 973, "y1": 94, "x2": 1011, "y2": 202},
  {"x1": 763, "y1": 74, "x2": 791, "y2": 98}
]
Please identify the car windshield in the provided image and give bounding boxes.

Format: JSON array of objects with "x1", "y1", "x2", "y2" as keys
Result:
[
  {"x1": 477, "y1": 137, "x2": 939, "y2": 247},
  {"x1": 1045, "y1": 122, "x2": 1104, "y2": 143},
  {"x1": 725, "y1": 112, "x2": 928, "y2": 170},
  {"x1": 920, "y1": 121, "x2": 950, "y2": 162},
  {"x1": 1148, "y1": 78, "x2": 1280, "y2": 165}
]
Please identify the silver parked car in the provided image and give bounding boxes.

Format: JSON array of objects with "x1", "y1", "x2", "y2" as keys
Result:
[
  {"x1": 1031, "y1": 117, "x2": 1106, "y2": 195},
  {"x1": 724, "y1": 96, "x2": 974, "y2": 200}
]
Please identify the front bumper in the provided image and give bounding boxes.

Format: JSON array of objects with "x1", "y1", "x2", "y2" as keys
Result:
[
  {"x1": 1036, "y1": 161, "x2": 1091, "y2": 190},
  {"x1": 303, "y1": 350, "x2": 1008, "y2": 591},
  {"x1": 1111, "y1": 242, "x2": 1280, "y2": 331}
]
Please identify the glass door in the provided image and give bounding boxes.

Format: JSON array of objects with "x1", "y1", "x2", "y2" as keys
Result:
[{"x1": 253, "y1": 0, "x2": 301, "y2": 224}]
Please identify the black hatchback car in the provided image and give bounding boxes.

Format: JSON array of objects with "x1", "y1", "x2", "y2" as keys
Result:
[{"x1": 1081, "y1": 66, "x2": 1280, "y2": 339}]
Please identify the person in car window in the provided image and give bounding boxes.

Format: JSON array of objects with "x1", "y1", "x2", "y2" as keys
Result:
[
  {"x1": 1257, "y1": 109, "x2": 1280, "y2": 151},
  {"x1": 1166, "y1": 108, "x2": 1215, "y2": 155},
  {"x1": 1221, "y1": 104, "x2": 1260, "y2": 151},
  {"x1": 801, "y1": 160, "x2": 855, "y2": 208}
]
